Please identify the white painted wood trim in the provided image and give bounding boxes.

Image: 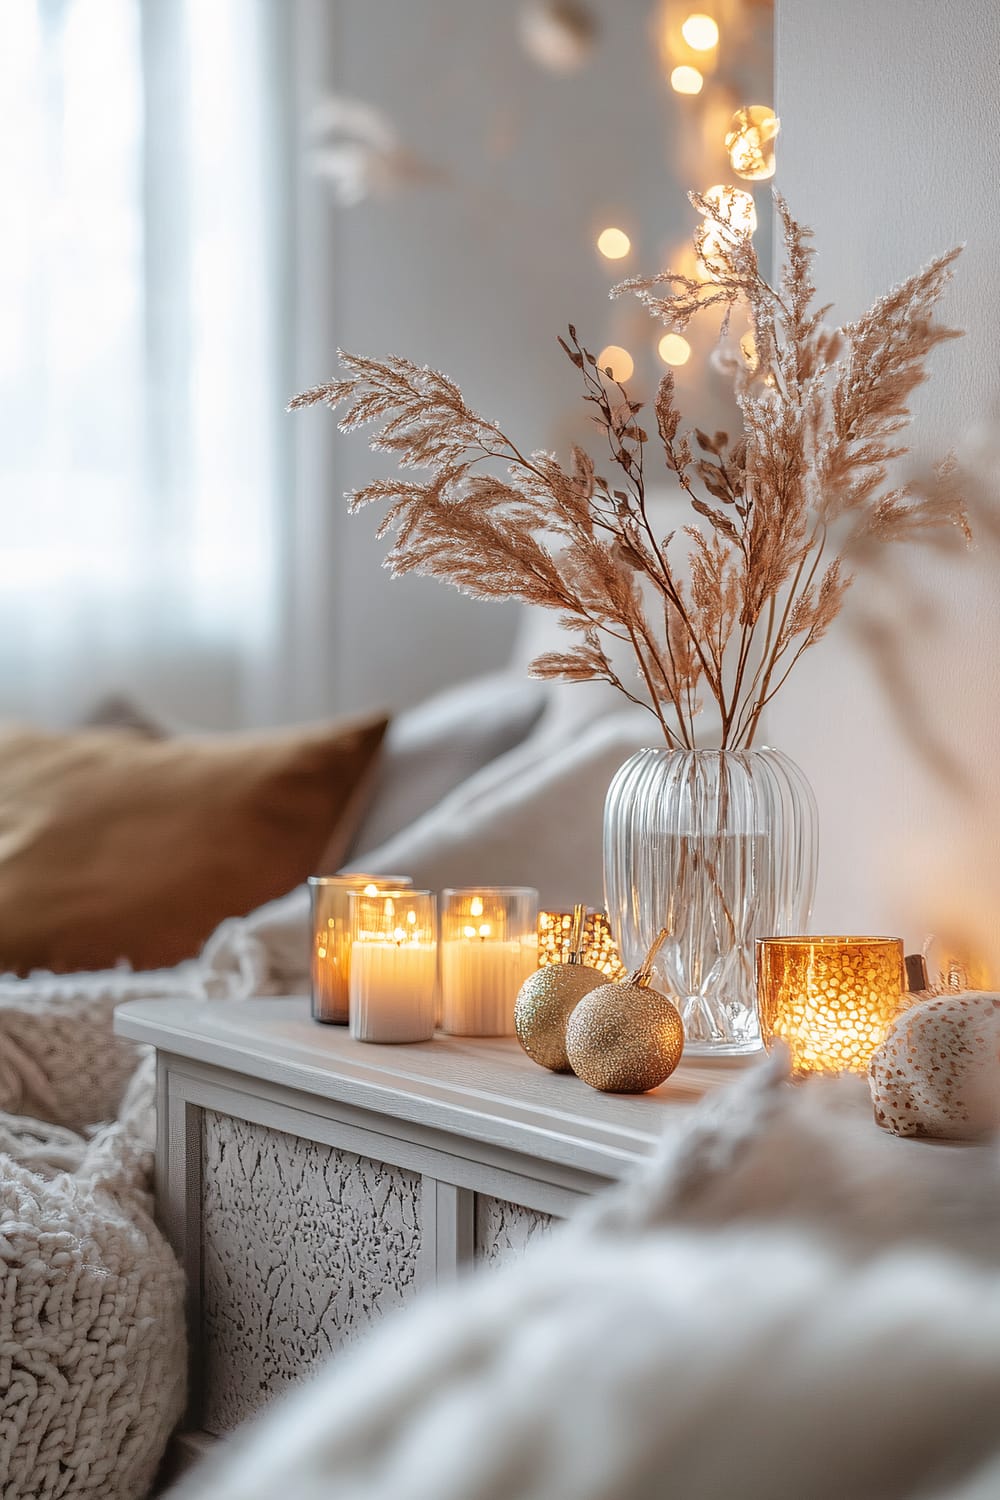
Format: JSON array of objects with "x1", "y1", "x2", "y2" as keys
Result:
[{"x1": 117, "y1": 997, "x2": 752, "y2": 1181}]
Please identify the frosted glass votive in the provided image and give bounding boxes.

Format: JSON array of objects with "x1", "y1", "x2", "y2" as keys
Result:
[
  {"x1": 348, "y1": 889, "x2": 437, "y2": 1044},
  {"x1": 440, "y1": 887, "x2": 538, "y2": 1036},
  {"x1": 756, "y1": 934, "x2": 905, "y2": 1076},
  {"x1": 309, "y1": 874, "x2": 412, "y2": 1024}
]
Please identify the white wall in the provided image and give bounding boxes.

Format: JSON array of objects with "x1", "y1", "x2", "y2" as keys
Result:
[{"x1": 771, "y1": 1, "x2": 1000, "y2": 971}]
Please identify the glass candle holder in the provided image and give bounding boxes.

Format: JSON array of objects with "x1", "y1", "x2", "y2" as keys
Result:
[
  {"x1": 440, "y1": 887, "x2": 539, "y2": 1036},
  {"x1": 756, "y1": 935, "x2": 906, "y2": 1076},
  {"x1": 537, "y1": 909, "x2": 627, "y2": 979},
  {"x1": 309, "y1": 874, "x2": 412, "y2": 1024},
  {"x1": 349, "y1": 889, "x2": 437, "y2": 1044}
]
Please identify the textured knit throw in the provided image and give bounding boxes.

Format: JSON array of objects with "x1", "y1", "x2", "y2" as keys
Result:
[{"x1": 0, "y1": 971, "x2": 188, "y2": 1499}]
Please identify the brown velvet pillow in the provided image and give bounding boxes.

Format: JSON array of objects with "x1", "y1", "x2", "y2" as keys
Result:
[{"x1": 0, "y1": 714, "x2": 388, "y2": 975}]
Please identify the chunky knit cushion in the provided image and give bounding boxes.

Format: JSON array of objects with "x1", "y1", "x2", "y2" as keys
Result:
[
  {"x1": 0, "y1": 1061, "x2": 186, "y2": 1500},
  {"x1": 0, "y1": 981, "x2": 187, "y2": 1499}
]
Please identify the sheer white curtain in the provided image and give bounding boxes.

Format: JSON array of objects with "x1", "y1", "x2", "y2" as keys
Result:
[{"x1": 0, "y1": 0, "x2": 294, "y2": 729}]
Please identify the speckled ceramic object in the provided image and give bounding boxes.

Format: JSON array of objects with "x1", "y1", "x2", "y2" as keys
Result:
[{"x1": 869, "y1": 991, "x2": 1000, "y2": 1140}]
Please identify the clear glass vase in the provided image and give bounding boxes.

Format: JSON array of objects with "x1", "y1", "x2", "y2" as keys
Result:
[{"x1": 603, "y1": 747, "x2": 818, "y2": 1056}]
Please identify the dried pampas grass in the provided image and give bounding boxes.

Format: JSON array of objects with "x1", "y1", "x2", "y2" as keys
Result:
[{"x1": 291, "y1": 190, "x2": 967, "y2": 749}]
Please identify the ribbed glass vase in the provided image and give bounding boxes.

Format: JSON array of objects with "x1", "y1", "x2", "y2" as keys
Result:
[{"x1": 603, "y1": 748, "x2": 818, "y2": 1056}]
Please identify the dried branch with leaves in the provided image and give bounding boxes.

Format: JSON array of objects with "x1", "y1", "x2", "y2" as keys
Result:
[{"x1": 290, "y1": 189, "x2": 968, "y2": 749}]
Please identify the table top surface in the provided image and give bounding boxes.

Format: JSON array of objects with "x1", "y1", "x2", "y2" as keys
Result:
[{"x1": 116, "y1": 996, "x2": 761, "y2": 1180}]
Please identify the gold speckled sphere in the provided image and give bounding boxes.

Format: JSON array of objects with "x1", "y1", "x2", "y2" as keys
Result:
[
  {"x1": 565, "y1": 978, "x2": 684, "y2": 1093},
  {"x1": 515, "y1": 962, "x2": 607, "y2": 1072}
]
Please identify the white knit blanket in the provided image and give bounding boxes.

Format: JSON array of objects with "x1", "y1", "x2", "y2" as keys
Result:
[
  {"x1": 0, "y1": 1072, "x2": 187, "y2": 1500},
  {"x1": 0, "y1": 975, "x2": 189, "y2": 1499},
  {"x1": 173, "y1": 1057, "x2": 1000, "y2": 1500},
  {"x1": 0, "y1": 891, "x2": 308, "y2": 1143}
]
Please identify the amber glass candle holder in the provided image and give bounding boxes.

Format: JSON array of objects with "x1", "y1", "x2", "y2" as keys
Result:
[
  {"x1": 756, "y1": 935, "x2": 906, "y2": 1076},
  {"x1": 309, "y1": 874, "x2": 412, "y2": 1024},
  {"x1": 537, "y1": 909, "x2": 627, "y2": 979}
]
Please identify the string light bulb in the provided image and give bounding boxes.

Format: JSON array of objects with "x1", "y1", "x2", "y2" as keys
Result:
[
  {"x1": 597, "y1": 345, "x2": 634, "y2": 382},
  {"x1": 596, "y1": 226, "x2": 631, "y2": 260},
  {"x1": 680, "y1": 13, "x2": 719, "y2": 50},
  {"x1": 703, "y1": 183, "x2": 757, "y2": 236},
  {"x1": 670, "y1": 65, "x2": 704, "y2": 95},
  {"x1": 658, "y1": 332, "x2": 691, "y2": 366},
  {"x1": 696, "y1": 184, "x2": 757, "y2": 274},
  {"x1": 725, "y1": 105, "x2": 780, "y2": 181}
]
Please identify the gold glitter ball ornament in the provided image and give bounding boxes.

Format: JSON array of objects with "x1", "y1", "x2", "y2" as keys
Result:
[
  {"x1": 516, "y1": 905, "x2": 607, "y2": 1071},
  {"x1": 565, "y1": 928, "x2": 684, "y2": 1093},
  {"x1": 515, "y1": 960, "x2": 607, "y2": 1072}
]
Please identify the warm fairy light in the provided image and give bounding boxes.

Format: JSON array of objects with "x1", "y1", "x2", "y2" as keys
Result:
[
  {"x1": 658, "y1": 332, "x2": 691, "y2": 366},
  {"x1": 597, "y1": 226, "x2": 631, "y2": 260},
  {"x1": 696, "y1": 185, "x2": 757, "y2": 275},
  {"x1": 725, "y1": 105, "x2": 780, "y2": 182},
  {"x1": 757, "y1": 936, "x2": 905, "y2": 1077},
  {"x1": 363, "y1": 883, "x2": 379, "y2": 896},
  {"x1": 680, "y1": 13, "x2": 719, "y2": 50},
  {"x1": 470, "y1": 896, "x2": 484, "y2": 918},
  {"x1": 537, "y1": 910, "x2": 627, "y2": 979},
  {"x1": 704, "y1": 183, "x2": 757, "y2": 237},
  {"x1": 597, "y1": 345, "x2": 634, "y2": 382},
  {"x1": 670, "y1": 65, "x2": 704, "y2": 95}
]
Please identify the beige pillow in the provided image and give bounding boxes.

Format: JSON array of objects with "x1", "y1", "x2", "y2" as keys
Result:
[{"x1": 0, "y1": 715, "x2": 387, "y2": 975}]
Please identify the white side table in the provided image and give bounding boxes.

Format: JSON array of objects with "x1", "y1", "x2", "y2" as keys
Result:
[{"x1": 115, "y1": 997, "x2": 741, "y2": 1453}]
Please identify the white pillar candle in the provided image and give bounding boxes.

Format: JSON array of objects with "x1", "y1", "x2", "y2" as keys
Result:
[
  {"x1": 349, "y1": 940, "x2": 437, "y2": 1043},
  {"x1": 349, "y1": 889, "x2": 437, "y2": 1044},
  {"x1": 439, "y1": 888, "x2": 539, "y2": 1037},
  {"x1": 441, "y1": 938, "x2": 537, "y2": 1036}
]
